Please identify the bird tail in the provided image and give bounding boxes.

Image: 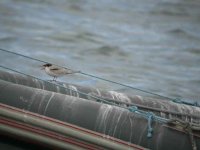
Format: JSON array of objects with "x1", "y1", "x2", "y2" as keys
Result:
[
  {"x1": 68, "y1": 70, "x2": 81, "y2": 74},
  {"x1": 74, "y1": 70, "x2": 81, "y2": 73}
]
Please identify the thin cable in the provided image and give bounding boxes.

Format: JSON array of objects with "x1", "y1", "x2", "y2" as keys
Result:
[
  {"x1": 80, "y1": 72, "x2": 174, "y2": 101},
  {"x1": 0, "y1": 65, "x2": 198, "y2": 118},
  {"x1": 0, "y1": 48, "x2": 48, "y2": 64},
  {"x1": 0, "y1": 48, "x2": 184, "y2": 102}
]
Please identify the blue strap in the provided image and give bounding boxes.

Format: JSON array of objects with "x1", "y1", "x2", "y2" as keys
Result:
[
  {"x1": 129, "y1": 106, "x2": 155, "y2": 138},
  {"x1": 147, "y1": 112, "x2": 154, "y2": 138},
  {"x1": 128, "y1": 106, "x2": 138, "y2": 112}
]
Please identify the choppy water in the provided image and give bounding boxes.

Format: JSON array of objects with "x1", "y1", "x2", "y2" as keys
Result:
[{"x1": 0, "y1": 0, "x2": 200, "y2": 102}]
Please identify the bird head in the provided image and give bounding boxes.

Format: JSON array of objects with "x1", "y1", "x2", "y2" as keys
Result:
[{"x1": 41, "y1": 63, "x2": 52, "y2": 69}]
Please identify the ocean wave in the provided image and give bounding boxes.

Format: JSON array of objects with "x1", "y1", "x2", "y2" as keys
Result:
[
  {"x1": 90, "y1": 45, "x2": 128, "y2": 57},
  {"x1": 166, "y1": 28, "x2": 200, "y2": 41}
]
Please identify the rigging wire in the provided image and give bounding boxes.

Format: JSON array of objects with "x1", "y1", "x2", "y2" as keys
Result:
[
  {"x1": 0, "y1": 64, "x2": 199, "y2": 118},
  {"x1": 0, "y1": 48, "x2": 178, "y2": 101}
]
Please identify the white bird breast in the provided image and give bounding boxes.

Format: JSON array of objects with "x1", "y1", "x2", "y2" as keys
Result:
[
  {"x1": 44, "y1": 65, "x2": 78, "y2": 78},
  {"x1": 45, "y1": 67, "x2": 56, "y2": 77}
]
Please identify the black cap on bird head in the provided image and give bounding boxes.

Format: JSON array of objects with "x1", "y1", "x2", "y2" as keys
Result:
[{"x1": 43, "y1": 63, "x2": 52, "y2": 67}]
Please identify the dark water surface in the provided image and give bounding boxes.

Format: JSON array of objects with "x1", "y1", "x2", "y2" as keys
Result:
[{"x1": 0, "y1": 0, "x2": 200, "y2": 101}]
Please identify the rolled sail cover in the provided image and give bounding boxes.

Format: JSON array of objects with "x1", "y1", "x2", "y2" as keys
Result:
[{"x1": 0, "y1": 70, "x2": 200, "y2": 150}]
